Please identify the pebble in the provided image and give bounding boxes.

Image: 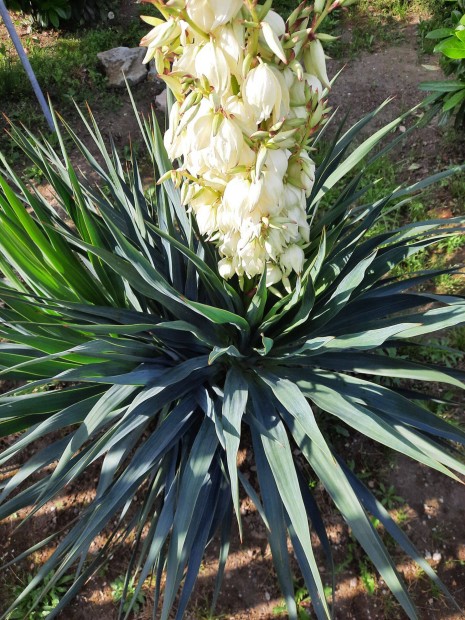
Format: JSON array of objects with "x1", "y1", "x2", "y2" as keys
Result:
[
  {"x1": 265, "y1": 592, "x2": 271, "y2": 601},
  {"x1": 432, "y1": 552, "x2": 442, "y2": 562},
  {"x1": 349, "y1": 578, "x2": 358, "y2": 588}
]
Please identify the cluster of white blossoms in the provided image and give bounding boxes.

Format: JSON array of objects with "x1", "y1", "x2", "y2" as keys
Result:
[{"x1": 141, "y1": 0, "x2": 348, "y2": 288}]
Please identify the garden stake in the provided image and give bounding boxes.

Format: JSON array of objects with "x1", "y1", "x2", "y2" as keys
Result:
[{"x1": 0, "y1": 0, "x2": 55, "y2": 132}]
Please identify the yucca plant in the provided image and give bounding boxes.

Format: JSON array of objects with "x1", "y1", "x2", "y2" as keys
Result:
[
  {"x1": 1, "y1": 2, "x2": 465, "y2": 619},
  {"x1": 0, "y1": 98, "x2": 463, "y2": 620}
]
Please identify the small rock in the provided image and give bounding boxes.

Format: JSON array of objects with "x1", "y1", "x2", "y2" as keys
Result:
[
  {"x1": 97, "y1": 47, "x2": 148, "y2": 88},
  {"x1": 349, "y1": 578, "x2": 358, "y2": 589},
  {"x1": 265, "y1": 592, "x2": 271, "y2": 601},
  {"x1": 425, "y1": 551, "x2": 432, "y2": 560},
  {"x1": 148, "y1": 62, "x2": 167, "y2": 95},
  {"x1": 432, "y1": 552, "x2": 442, "y2": 563},
  {"x1": 155, "y1": 89, "x2": 168, "y2": 113}
]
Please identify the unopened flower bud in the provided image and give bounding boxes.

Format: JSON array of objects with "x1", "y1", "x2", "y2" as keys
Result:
[
  {"x1": 304, "y1": 39, "x2": 330, "y2": 88},
  {"x1": 261, "y1": 20, "x2": 287, "y2": 64},
  {"x1": 141, "y1": 18, "x2": 181, "y2": 64},
  {"x1": 287, "y1": 151, "x2": 316, "y2": 195}
]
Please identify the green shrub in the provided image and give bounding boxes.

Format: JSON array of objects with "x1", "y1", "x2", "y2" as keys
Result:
[
  {"x1": 5, "y1": 0, "x2": 116, "y2": 28},
  {"x1": 420, "y1": 0, "x2": 465, "y2": 126}
]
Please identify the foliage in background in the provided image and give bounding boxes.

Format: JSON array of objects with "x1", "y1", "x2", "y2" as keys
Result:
[
  {"x1": 420, "y1": 0, "x2": 465, "y2": 126},
  {"x1": 5, "y1": 0, "x2": 116, "y2": 28}
]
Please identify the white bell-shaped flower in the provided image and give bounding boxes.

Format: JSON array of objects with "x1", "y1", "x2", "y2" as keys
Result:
[
  {"x1": 207, "y1": 117, "x2": 246, "y2": 173},
  {"x1": 218, "y1": 258, "x2": 236, "y2": 280},
  {"x1": 243, "y1": 63, "x2": 284, "y2": 124},
  {"x1": 194, "y1": 41, "x2": 231, "y2": 93},
  {"x1": 280, "y1": 244, "x2": 305, "y2": 275},
  {"x1": 216, "y1": 24, "x2": 244, "y2": 78},
  {"x1": 193, "y1": 203, "x2": 218, "y2": 236},
  {"x1": 186, "y1": 0, "x2": 243, "y2": 34}
]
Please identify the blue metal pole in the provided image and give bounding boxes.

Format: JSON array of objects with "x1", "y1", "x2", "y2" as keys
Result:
[{"x1": 0, "y1": 0, "x2": 55, "y2": 132}]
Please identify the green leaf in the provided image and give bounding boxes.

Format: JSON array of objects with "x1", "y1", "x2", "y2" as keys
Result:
[
  {"x1": 434, "y1": 36, "x2": 465, "y2": 59},
  {"x1": 443, "y1": 88, "x2": 465, "y2": 112},
  {"x1": 426, "y1": 28, "x2": 454, "y2": 39},
  {"x1": 222, "y1": 367, "x2": 248, "y2": 538},
  {"x1": 419, "y1": 80, "x2": 465, "y2": 92}
]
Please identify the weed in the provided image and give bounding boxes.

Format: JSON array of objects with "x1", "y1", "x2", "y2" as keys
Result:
[
  {"x1": 359, "y1": 559, "x2": 377, "y2": 595},
  {"x1": 395, "y1": 507, "x2": 410, "y2": 525},
  {"x1": 374, "y1": 483, "x2": 404, "y2": 510},
  {"x1": 110, "y1": 575, "x2": 145, "y2": 616},
  {"x1": 273, "y1": 584, "x2": 333, "y2": 618},
  {"x1": 5, "y1": 572, "x2": 73, "y2": 619}
]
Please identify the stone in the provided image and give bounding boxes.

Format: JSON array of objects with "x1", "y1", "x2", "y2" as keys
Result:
[
  {"x1": 97, "y1": 47, "x2": 147, "y2": 88},
  {"x1": 155, "y1": 89, "x2": 168, "y2": 114},
  {"x1": 148, "y1": 61, "x2": 167, "y2": 95}
]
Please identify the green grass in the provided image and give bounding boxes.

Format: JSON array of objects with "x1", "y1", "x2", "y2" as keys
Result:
[
  {"x1": 326, "y1": 0, "x2": 445, "y2": 58},
  {"x1": 0, "y1": 12, "x2": 150, "y2": 159}
]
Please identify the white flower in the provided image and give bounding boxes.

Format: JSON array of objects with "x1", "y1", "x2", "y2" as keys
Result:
[
  {"x1": 219, "y1": 230, "x2": 241, "y2": 257},
  {"x1": 190, "y1": 186, "x2": 219, "y2": 210},
  {"x1": 280, "y1": 244, "x2": 305, "y2": 275},
  {"x1": 264, "y1": 10, "x2": 286, "y2": 37},
  {"x1": 306, "y1": 74, "x2": 323, "y2": 96},
  {"x1": 194, "y1": 203, "x2": 217, "y2": 236},
  {"x1": 216, "y1": 24, "x2": 244, "y2": 78},
  {"x1": 164, "y1": 102, "x2": 183, "y2": 160},
  {"x1": 223, "y1": 95, "x2": 258, "y2": 134},
  {"x1": 238, "y1": 238, "x2": 267, "y2": 278},
  {"x1": 264, "y1": 228, "x2": 285, "y2": 260},
  {"x1": 207, "y1": 117, "x2": 245, "y2": 173},
  {"x1": 141, "y1": 0, "x2": 333, "y2": 286},
  {"x1": 173, "y1": 44, "x2": 199, "y2": 76},
  {"x1": 243, "y1": 63, "x2": 284, "y2": 124},
  {"x1": 264, "y1": 148, "x2": 291, "y2": 178},
  {"x1": 195, "y1": 41, "x2": 230, "y2": 93},
  {"x1": 266, "y1": 262, "x2": 284, "y2": 286},
  {"x1": 252, "y1": 175, "x2": 285, "y2": 217},
  {"x1": 218, "y1": 258, "x2": 236, "y2": 279},
  {"x1": 219, "y1": 177, "x2": 251, "y2": 230},
  {"x1": 280, "y1": 183, "x2": 306, "y2": 211},
  {"x1": 287, "y1": 206, "x2": 310, "y2": 243},
  {"x1": 186, "y1": 0, "x2": 243, "y2": 33},
  {"x1": 260, "y1": 20, "x2": 287, "y2": 64}
]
